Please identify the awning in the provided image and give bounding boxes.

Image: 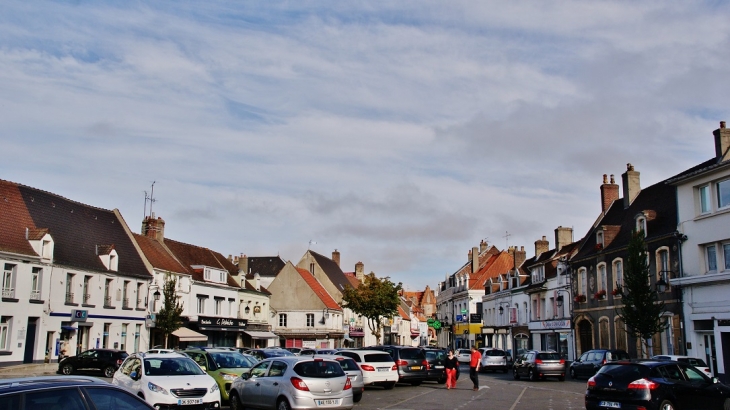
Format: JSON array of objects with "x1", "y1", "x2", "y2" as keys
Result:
[
  {"x1": 172, "y1": 327, "x2": 208, "y2": 342},
  {"x1": 61, "y1": 326, "x2": 77, "y2": 331},
  {"x1": 244, "y1": 331, "x2": 278, "y2": 339},
  {"x1": 343, "y1": 337, "x2": 354, "y2": 342}
]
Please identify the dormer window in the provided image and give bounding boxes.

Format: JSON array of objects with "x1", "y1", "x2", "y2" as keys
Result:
[
  {"x1": 197, "y1": 266, "x2": 227, "y2": 284},
  {"x1": 636, "y1": 215, "x2": 647, "y2": 235},
  {"x1": 531, "y1": 265, "x2": 545, "y2": 283},
  {"x1": 97, "y1": 245, "x2": 118, "y2": 271},
  {"x1": 596, "y1": 231, "x2": 604, "y2": 249},
  {"x1": 27, "y1": 230, "x2": 53, "y2": 261}
]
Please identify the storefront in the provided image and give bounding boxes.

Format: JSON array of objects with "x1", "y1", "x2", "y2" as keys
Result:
[
  {"x1": 190, "y1": 316, "x2": 247, "y2": 347},
  {"x1": 348, "y1": 326, "x2": 365, "y2": 348},
  {"x1": 528, "y1": 319, "x2": 573, "y2": 360}
]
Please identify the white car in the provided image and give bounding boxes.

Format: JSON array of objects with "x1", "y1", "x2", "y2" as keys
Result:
[
  {"x1": 337, "y1": 349, "x2": 398, "y2": 389},
  {"x1": 112, "y1": 352, "x2": 221, "y2": 409},
  {"x1": 456, "y1": 349, "x2": 472, "y2": 364},
  {"x1": 651, "y1": 355, "x2": 713, "y2": 377}
]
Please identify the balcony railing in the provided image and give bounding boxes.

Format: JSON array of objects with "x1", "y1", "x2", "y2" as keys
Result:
[
  {"x1": 83, "y1": 293, "x2": 91, "y2": 304},
  {"x1": 65, "y1": 292, "x2": 74, "y2": 304},
  {"x1": 122, "y1": 298, "x2": 130, "y2": 308},
  {"x1": 104, "y1": 296, "x2": 112, "y2": 307},
  {"x1": 30, "y1": 290, "x2": 41, "y2": 300},
  {"x1": 2, "y1": 287, "x2": 14, "y2": 298}
]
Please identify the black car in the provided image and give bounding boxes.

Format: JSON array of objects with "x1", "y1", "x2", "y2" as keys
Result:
[
  {"x1": 570, "y1": 349, "x2": 630, "y2": 379},
  {"x1": 422, "y1": 348, "x2": 447, "y2": 383},
  {"x1": 58, "y1": 348, "x2": 129, "y2": 378},
  {"x1": 0, "y1": 375, "x2": 152, "y2": 410},
  {"x1": 371, "y1": 345, "x2": 429, "y2": 386},
  {"x1": 585, "y1": 360, "x2": 730, "y2": 410}
]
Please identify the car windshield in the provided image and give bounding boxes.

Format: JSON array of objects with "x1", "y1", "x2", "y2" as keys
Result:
[
  {"x1": 210, "y1": 352, "x2": 257, "y2": 368},
  {"x1": 144, "y1": 358, "x2": 206, "y2": 376},
  {"x1": 363, "y1": 353, "x2": 393, "y2": 363},
  {"x1": 294, "y1": 360, "x2": 346, "y2": 378}
]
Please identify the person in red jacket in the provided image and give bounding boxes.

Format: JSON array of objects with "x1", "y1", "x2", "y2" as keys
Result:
[{"x1": 469, "y1": 346, "x2": 481, "y2": 391}]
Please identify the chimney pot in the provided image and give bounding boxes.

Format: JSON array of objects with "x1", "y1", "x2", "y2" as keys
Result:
[
  {"x1": 721, "y1": 121, "x2": 726, "y2": 129},
  {"x1": 601, "y1": 173, "x2": 620, "y2": 213},
  {"x1": 332, "y1": 249, "x2": 341, "y2": 267},
  {"x1": 714, "y1": 121, "x2": 730, "y2": 159}
]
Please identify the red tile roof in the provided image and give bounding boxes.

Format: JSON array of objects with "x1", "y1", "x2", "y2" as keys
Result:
[
  {"x1": 295, "y1": 267, "x2": 341, "y2": 311},
  {"x1": 163, "y1": 238, "x2": 241, "y2": 288},
  {"x1": 132, "y1": 233, "x2": 190, "y2": 274},
  {"x1": 0, "y1": 180, "x2": 38, "y2": 256}
]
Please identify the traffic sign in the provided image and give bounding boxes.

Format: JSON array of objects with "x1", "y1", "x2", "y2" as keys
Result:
[{"x1": 461, "y1": 309, "x2": 467, "y2": 314}]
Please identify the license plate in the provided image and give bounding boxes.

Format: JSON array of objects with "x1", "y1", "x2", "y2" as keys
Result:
[
  {"x1": 178, "y1": 399, "x2": 203, "y2": 406},
  {"x1": 410, "y1": 366, "x2": 421, "y2": 370},
  {"x1": 435, "y1": 365, "x2": 444, "y2": 369},
  {"x1": 316, "y1": 399, "x2": 340, "y2": 406},
  {"x1": 377, "y1": 368, "x2": 390, "y2": 372},
  {"x1": 599, "y1": 401, "x2": 621, "y2": 408}
]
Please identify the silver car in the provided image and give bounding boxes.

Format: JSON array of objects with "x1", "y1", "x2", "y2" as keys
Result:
[
  {"x1": 229, "y1": 356, "x2": 354, "y2": 410},
  {"x1": 316, "y1": 355, "x2": 364, "y2": 403}
]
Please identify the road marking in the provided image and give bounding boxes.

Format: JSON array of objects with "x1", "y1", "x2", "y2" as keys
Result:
[
  {"x1": 508, "y1": 386, "x2": 527, "y2": 410},
  {"x1": 382, "y1": 389, "x2": 435, "y2": 409}
]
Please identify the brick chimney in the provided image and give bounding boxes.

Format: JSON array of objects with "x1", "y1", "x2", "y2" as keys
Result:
[
  {"x1": 332, "y1": 249, "x2": 340, "y2": 267},
  {"x1": 535, "y1": 236, "x2": 549, "y2": 257},
  {"x1": 554, "y1": 226, "x2": 573, "y2": 251},
  {"x1": 515, "y1": 246, "x2": 527, "y2": 269},
  {"x1": 238, "y1": 254, "x2": 248, "y2": 276},
  {"x1": 600, "y1": 174, "x2": 619, "y2": 214},
  {"x1": 471, "y1": 246, "x2": 479, "y2": 273},
  {"x1": 480, "y1": 240, "x2": 488, "y2": 253},
  {"x1": 141, "y1": 213, "x2": 165, "y2": 242},
  {"x1": 714, "y1": 121, "x2": 730, "y2": 159},
  {"x1": 355, "y1": 261, "x2": 364, "y2": 283},
  {"x1": 622, "y1": 163, "x2": 641, "y2": 209}
]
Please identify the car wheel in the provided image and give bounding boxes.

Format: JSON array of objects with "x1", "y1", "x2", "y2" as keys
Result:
[
  {"x1": 724, "y1": 398, "x2": 730, "y2": 410},
  {"x1": 410, "y1": 380, "x2": 422, "y2": 386},
  {"x1": 528, "y1": 369, "x2": 537, "y2": 381},
  {"x1": 277, "y1": 398, "x2": 292, "y2": 410},
  {"x1": 229, "y1": 392, "x2": 243, "y2": 410},
  {"x1": 513, "y1": 368, "x2": 520, "y2": 380},
  {"x1": 659, "y1": 399, "x2": 675, "y2": 410},
  {"x1": 353, "y1": 393, "x2": 362, "y2": 403},
  {"x1": 383, "y1": 382, "x2": 396, "y2": 390},
  {"x1": 103, "y1": 366, "x2": 116, "y2": 378},
  {"x1": 61, "y1": 364, "x2": 74, "y2": 375},
  {"x1": 570, "y1": 368, "x2": 577, "y2": 380}
]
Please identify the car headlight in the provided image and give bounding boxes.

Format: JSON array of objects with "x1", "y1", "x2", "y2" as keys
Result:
[
  {"x1": 210, "y1": 383, "x2": 220, "y2": 393},
  {"x1": 147, "y1": 382, "x2": 169, "y2": 395},
  {"x1": 221, "y1": 372, "x2": 237, "y2": 381}
]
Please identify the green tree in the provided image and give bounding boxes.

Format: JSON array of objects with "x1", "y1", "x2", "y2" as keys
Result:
[
  {"x1": 341, "y1": 273, "x2": 402, "y2": 344},
  {"x1": 155, "y1": 274, "x2": 185, "y2": 348},
  {"x1": 617, "y1": 230, "x2": 666, "y2": 357}
]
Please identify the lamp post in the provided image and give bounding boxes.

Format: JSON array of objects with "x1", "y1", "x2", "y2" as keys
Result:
[{"x1": 497, "y1": 301, "x2": 511, "y2": 350}]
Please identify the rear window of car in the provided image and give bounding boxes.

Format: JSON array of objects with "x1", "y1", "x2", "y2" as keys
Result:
[
  {"x1": 334, "y1": 357, "x2": 360, "y2": 371},
  {"x1": 606, "y1": 351, "x2": 629, "y2": 361},
  {"x1": 485, "y1": 350, "x2": 505, "y2": 357},
  {"x1": 597, "y1": 363, "x2": 650, "y2": 379},
  {"x1": 364, "y1": 353, "x2": 394, "y2": 363},
  {"x1": 294, "y1": 360, "x2": 346, "y2": 378},
  {"x1": 399, "y1": 349, "x2": 424, "y2": 360},
  {"x1": 678, "y1": 357, "x2": 708, "y2": 367},
  {"x1": 536, "y1": 353, "x2": 560, "y2": 360},
  {"x1": 425, "y1": 351, "x2": 445, "y2": 360},
  {"x1": 459, "y1": 350, "x2": 471, "y2": 355}
]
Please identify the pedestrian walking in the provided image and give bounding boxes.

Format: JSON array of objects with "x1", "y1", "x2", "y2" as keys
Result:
[
  {"x1": 469, "y1": 346, "x2": 481, "y2": 391},
  {"x1": 445, "y1": 350, "x2": 459, "y2": 389},
  {"x1": 59, "y1": 339, "x2": 69, "y2": 363}
]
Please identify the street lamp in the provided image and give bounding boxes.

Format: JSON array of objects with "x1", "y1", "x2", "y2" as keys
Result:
[
  {"x1": 153, "y1": 290, "x2": 161, "y2": 301},
  {"x1": 656, "y1": 277, "x2": 668, "y2": 293}
]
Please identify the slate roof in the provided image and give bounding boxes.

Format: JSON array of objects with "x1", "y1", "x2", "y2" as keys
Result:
[
  {"x1": 164, "y1": 238, "x2": 241, "y2": 288},
  {"x1": 294, "y1": 267, "x2": 342, "y2": 311},
  {"x1": 243, "y1": 256, "x2": 286, "y2": 278},
  {"x1": 0, "y1": 179, "x2": 152, "y2": 279},
  {"x1": 309, "y1": 250, "x2": 351, "y2": 293}
]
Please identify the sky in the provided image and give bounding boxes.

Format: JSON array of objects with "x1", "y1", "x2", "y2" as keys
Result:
[{"x1": 2, "y1": 1, "x2": 730, "y2": 292}]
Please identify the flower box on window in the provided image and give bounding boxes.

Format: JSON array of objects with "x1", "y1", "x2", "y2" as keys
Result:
[
  {"x1": 574, "y1": 294, "x2": 586, "y2": 303},
  {"x1": 594, "y1": 243, "x2": 603, "y2": 251},
  {"x1": 594, "y1": 290, "x2": 607, "y2": 299},
  {"x1": 611, "y1": 287, "x2": 622, "y2": 296}
]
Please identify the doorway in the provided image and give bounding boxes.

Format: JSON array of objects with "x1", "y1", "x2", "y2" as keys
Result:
[
  {"x1": 578, "y1": 320, "x2": 593, "y2": 354},
  {"x1": 23, "y1": 317, "x2": 38, "y2": 363}
]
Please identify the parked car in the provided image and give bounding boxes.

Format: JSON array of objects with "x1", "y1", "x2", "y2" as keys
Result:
[
  {"x1": 371, "y1": 345, "x2": 429, "y2": 386},
  {"x1": 248, "y1": 348, "x2": 295, "y2": 361},
  {"x1": 423, "y1": 348, "x2": 447, "y2": 383},
  {"x1": 319, "y1": 355, "x2": 365, "y2": 403},
  {"x1": 569, "y1": 349, "x2": 630, "y2": 379},
  {"x1": 585, "y1": 360, "x2": 730, "y2": 410},
  {"x1": 456, "y1": 349, "x2": 472, "y2": 364},
  {"x1": 0, "y1": 375, "x2": 153, "y2": 410},
  {"x1": 512, "y1": 350, "x2": 565, "y2": 381},
  {"x1": 144, "y1": 348, "x2": 176, "y2": 354},
  {"x1": 479, "y1": 348, "x2": 509, "y2": 373},
  {"x1": 182, "y1": 347, "x2": 257, "y2": 402},
  {"x1": 228, "y1": 356, "x2": 354, "y2": 410},
  {"x1": 337, "y1": 349, "x2": 399, "y2": 390},
  {"x1": 112, "y1": 352, "x2": 221, "y2": 409},
  {"x1": 285, "y1": 347, "x2": 302, "y2": 355},
  {"x1": 652, "y1": 355, "x2": 713, "y2": 377},
  {"x1": 57, "y1": 348, "x2": 129, "y2": 378}
]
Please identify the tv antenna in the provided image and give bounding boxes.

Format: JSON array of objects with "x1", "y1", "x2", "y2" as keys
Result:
[
  {"x1": 503, "y1": 231, "x2": 511, "y2": 249},
  {"x1": 144, "y1": 181, "x2": 156, "y2": 218},
  {"x1": 308, "y1": 240, "x2": 317, "y2": 250}
]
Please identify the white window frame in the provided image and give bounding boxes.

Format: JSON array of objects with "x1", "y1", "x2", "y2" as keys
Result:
[
  {"x1": 706, "y1": 244, "x2": 718, "y2": 273},
  {"x1": 597, "y1": 263, "x2": 607, "y2": 293},
  {"x1": 279, "y1": 313, "x2": 287, "y2": 327},
  {"x1": 656, "y1": 247, "x2": 670, "y2": 288},
  {"x1": 2, "y1": 264, "x2": 15, "y2": 299},
  {"x1": 636, "y1": 216, "x2": 647, "y2": 235},
  {"x1": 724, "y1": 243, "x2": 730, "y2": 271},
  {"x1": 215, "y1": 298, "x2": 223, "y2": 315},
  {"x1": 197, "y1": 296, "x2": 207, "y2": 314},
  {"x1": 306, "y1": 313, "x2": 315, "y2": 327},
  {"x1": 0, "y1": 317, "x2": 10, "y2": 351},
  {"x1": 699, "y1": 184, "x2": 711, "y2": 214},
  {"x1": 717, "y1": 178, "x2": 730, "y2": 210},
  {"x1": 578, "y1": 267, "x2": 587, "y2": 300},
  {"x1": 613, "y1": 258, "x2": 624, "y2": 295}
]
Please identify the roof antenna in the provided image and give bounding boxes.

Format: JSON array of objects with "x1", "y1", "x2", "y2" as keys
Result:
[
  {"x1": 503, "y1": 231, "x2": 511, "y2": 249},
  {"x1": 308, "y1": 240, "x2": 317, "y2": 250},
  {"x1": 144, "y1": 181, "x2": 156, "y2": 218}
]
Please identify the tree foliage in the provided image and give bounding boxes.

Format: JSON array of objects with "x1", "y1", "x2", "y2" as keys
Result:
[
  {"x1": 341, "y1": 273, "x2": 402, "y2": 344},
  {"x1": 155, "y1": 274, "x2": 185, "y2": 348},
  {"x1": 618, "y1": 230, "x2": 666, "y2": 357}
]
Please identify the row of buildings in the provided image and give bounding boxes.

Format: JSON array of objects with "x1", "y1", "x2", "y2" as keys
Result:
[
  {"x1": 435, "y1": 122, "x2": 730, "y2": 383},
  {"x1": 0, "y1": 177, "x2": 436, "y2": 367}
]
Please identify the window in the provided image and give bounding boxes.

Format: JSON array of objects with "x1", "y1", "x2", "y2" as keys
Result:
[
  {"x1": 104, "y1": 279, "x2": 113, "y2": 306},
  {"x1": 599, "y1": 317, "x2": 609, "y2": 348},
  {"x1": 707, "y1": 244, "x2": 718, "y2": 272},
  {"x1": 0, "y1": 316, "x2": 9, "y2": 350},
  {"x1": 724, "y1": 243, "x2": 730, "y2": 271},
  {"x1": 279, "y1": 314, "x2": 288, "y2": 327},
  {"x1": 229, "y1": 299, "x2": 235, "y2": 317},
  {"x1": 579, "y1": 267, "x2": 587, "y2": 299},
  {"x1": 532, "y1": 265, "x2": 545, "y2": 283},
  {"x1": 137, "y1": 283, "x2": 144, "y2": 308},
  {"x1": 103, "y1": 323, "x2": 110, "y2": 348},
  {"x1": 699, "y1": 184, "x2": 711, "y2": 214},
  {"x1": 2, "y1": 264, "x2": 15, "y2": 299},
  {"x1": 65, "y1": 273, "x2": 75, "y2": 304},
  {"x1": 82, "y1": 276, "x2": 91, "y2": 304},
  {"x1": 306, "y1": 314, "x2": 315, "y2": 327},
  {"x1": 134, "y1": 324, "x2": 140, "y2": 353},
  {"x1": 717, "y1": 178, "x2": 730, "y2": 209},
  {"x1": 596, "y1": 231, "x2": 604, "y2": 247},
  {"x1": 121, "y1": 324, "x2": 127, "y2": 352},
  {"x1": 613, "y1": 259, "x2": 624, "y2": 289},
  {"x1": 657, "y1": 248, "x2": 669, "y2": 287},
  {"x1": 309, "y1": 263, "x2": 315, "y2": 274},
  {"x1": 41, "y1": 239, "x2": 51, "y2": 259},
  {"x1": 215, "y1": 298, "x2": 223, "y2": 315},
  {"x1": 31, "y1": 267, "x2": 42, "y2": 300},
  {"x1": 597, "y1": 263, "x2": 607, "y2": 292},
  {"x1": 636, "y1": 216, "x2": 647, "y2": 234},
  {"x1": 615, "y1": 317, "x2": 628, "y2": 352},
  {"x1": 197, "y1": 296, "x2": 207, "y2": 314},
  {"x1": 122, "y1": 281, "x2": 130, "y2": 308}
]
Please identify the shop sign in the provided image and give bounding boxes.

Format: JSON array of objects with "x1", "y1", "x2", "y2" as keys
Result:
[
  {"x1": 528, "y1": 319, "x2": 570, "y2": 331},
  {"x1": 198, "y1": 315, "x2": 248, "y2": 330}
]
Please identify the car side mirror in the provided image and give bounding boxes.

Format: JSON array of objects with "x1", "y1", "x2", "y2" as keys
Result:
[
  {"x1": 241, "y1": 373, "x2": 250, "y2": 380},
  {"x1": 713, "y1": 377, "x2": 720, "y2": 384},
  {"x1": 130, "y1": 371, "x2": 141, "y2": 380}
]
